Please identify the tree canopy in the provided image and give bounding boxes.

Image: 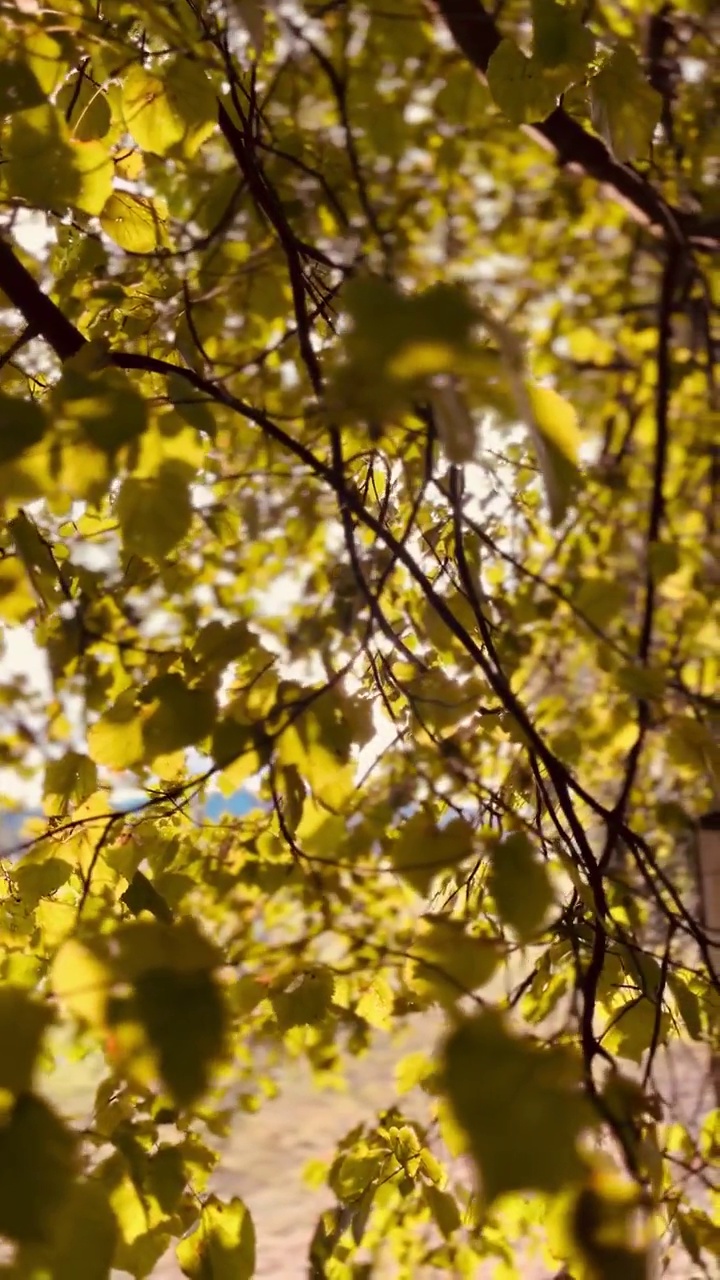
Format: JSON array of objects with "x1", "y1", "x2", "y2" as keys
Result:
[{"x1": 0, "y1": 0, "x2": 718, "y2": 1276}]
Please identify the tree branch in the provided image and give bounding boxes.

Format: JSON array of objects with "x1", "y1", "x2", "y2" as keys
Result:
[
  {"x1": 0, "y1": 238, "x2": 84, "y2": 361},
  {"x1": 427, "y1": 0, "x2": 719, "y2": 250}
]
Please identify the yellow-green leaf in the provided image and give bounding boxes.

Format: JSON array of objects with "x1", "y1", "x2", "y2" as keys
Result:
[
  {"x1": 177, "y1": 1196, "x2": 255, "y2": 1280},
  {"x1": 116, "y1": 463, "x2": 194, "y2": 559},
  {"x1": 406, "y1": 915, "x2": 501, "y2": 1004},
  {"x1": 488, "y1": 832, "x2": 554, "y2": 941},
  {"x1": 442, "y1": 1011, "x2": 594, "y2": 1204},
  {"x1": 0, "y1": 988, "x2": 52, "y2": 1097},
  {"x1": 51, "y1": 939, "x2": 114, "y2": 1028},
  {"x1": 389, "y1": 814, "x2": 475, "y2": 895},
  {"x1": 99, "y1": 191, "x2": 170, "y2": 253}
]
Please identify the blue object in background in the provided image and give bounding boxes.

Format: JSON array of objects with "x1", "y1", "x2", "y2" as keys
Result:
[
  {"x1": 205, "y1": 789, "x2": 258, "y2": 819},
  {"x1": 0, "y1": 789, "x2": 259, "y2": 856}
]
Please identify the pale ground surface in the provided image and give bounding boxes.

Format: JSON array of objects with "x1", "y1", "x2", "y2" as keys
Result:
[{"x1": 43, "y1": 1017, "x2": 717, "y2": 1280}]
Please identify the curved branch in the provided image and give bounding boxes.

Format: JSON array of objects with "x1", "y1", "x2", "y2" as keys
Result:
[{"x1": 427, "y1": 0, "x2": 719, "y2": 250}]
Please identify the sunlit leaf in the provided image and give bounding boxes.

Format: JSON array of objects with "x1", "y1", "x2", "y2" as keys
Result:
[
  {"x1": 389, "y1": 814, "x2": 475, "y2": 895},
  {"x1": 177, "y1": 1196, "x2": 255, "y2": 1280},
  {"x1": 116, "y1": 463, "x2": 194, "y2": 559},
  {"x1": 100, "y1": 191, "x2": 170, "y2": 253},
  {"x1": 51, "y1": 939, "x2": 114, "y2": 1028},
  {"x1": 442, "y1": 1011, "x2": 595, "y2": 1203},
  {"x1": 488, "y1": 832, "x2": 554, "y2": 941},
  {"x1": 121, "y1": 59, "x2": 216, "y2": 158},
  {"x1": 487, "y1": 39, "x2": 558, "y2": 124},
  {"x1": 590, "y1": 44, "x2": 662, "y2": 162},
  {"x1": 406, "y1": 915, "x2": 501, "y2": 1005}
]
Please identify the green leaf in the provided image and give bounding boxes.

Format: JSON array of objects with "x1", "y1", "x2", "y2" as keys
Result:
[
  {"x1": 51, "y1": 939, "x2": 114, "y2": 1028},
  {"x1": 4, "y1": 105, "x2": 113, "y2": 214},
  {"x1": 88, "y1": 692, "x2": 145, "y2": 769},
  {"x1": 121, "y1": 59, "x2": 216, "y2": 157},
  {"x1": 488, "y1": 832, "x2": 554, "y2": 941},
  {"x1": 0, "y1": 393, "x2": 47, "y2": 464},
  {"x1": 590, "y1": 44, "x2": 662, "y2": 162},
  {"x1": 406, "y1": 915, "x2": 501, "y2": 1004},
  {"x1": 389, "y1": 814, "x2": 475, "y2": 895},
  {"x1": 532, "y1": 0, "x2": 594, "y2": 72},
  {"x1": 330, "y1": 278, "x2": 479, "y2": 421},
  {"x1": 0, "y1": 557, "x2": 36, "y2": 623},
  {"x1": 177, "y1": 1196, "x2": 255, "y2": 1280},
  {"x1": 168, "y1": 373, "x2": 217, "y2": 437},
  {"x1": 430, "y1": 381, "x2": 478, "y2": 464},
  {"x1": 140, "y1": 672, "x2": 217, "y2": 757},
  {"x1": 56, "y1": 75, "x2": 112, "y2": 142},
  {"x1": 99, "y1": 191, "x2": 170, "y2": 253},
  {"x1": 130, "y1": 966, "x2": 228, "y2": 1107},
  {"x1": 0, "y1": 60, "x2": 46, "y2": 115},
  {"x1": 573, "y1": 577, "x2": 627, "y2": 628},
  {"x1": 0, "y1": 1095, "x2": 78, "y2": 1244},
  {"x1": 271, "y1": 968, "x2": 335, "y2": 1030},
  {"x1": 114, "y1": 920, "x2": 221, "y2": 978},
  {"x1": 44, "y1": 751, "x2": 98, "y2": 817},
  {"x1": 442, "y1": 1011, "x2": 595, "y2": 1204},
  {"x1": 667, "y1": 972, "x2": 703, "y2": 1041},
  {"x1": 44, "y1": 1178, "x2": 118, "y2": 1280},
  {"x1": 121, "y1": 870, "x2": 174, "y2": 923},
  {"x1": 487, "y1": 39, "x2": 559, "y2": 125},
  {"x1": 104, "y1": 922, "x2": 227, "y2": 1102},
  {"x1": 52, "y1": 365, "x2": 149, "y2": 454},
  {"x1": 526, "y1": 383, "x2": 582, "y2": 525},
  {"x1": 0, "y1": 988, "x2": 52, "y2": 1096},
  {"x1": 116, "y1": 463, "x2": 194, "y2": 559},
  {"x1": 423, "y1": 1183, "x2": 462, "y2": 1238},
  {"x1": 13, "y1": 856, "x2": 73, "y2": 908},
  {"x1": 276, "y1": 691, "x2": 356, "y2": 808}
]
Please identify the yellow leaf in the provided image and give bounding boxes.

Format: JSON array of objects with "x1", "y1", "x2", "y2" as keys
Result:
[
  {"x1": 528, "y1": 384, "x2": 581, "y2": 465},
  {"x1": 88, "y1": 694, "x2": 145, "y2": 769},
  {"x1": 100, "y1": 191, "x2": 170, "y2": 253},
  {"x1": 51, "y1": 939, "x2": 113, "y2": 1027},
  {"x1": 0, "y1": 559, "x2": 36, "y2": 622}
]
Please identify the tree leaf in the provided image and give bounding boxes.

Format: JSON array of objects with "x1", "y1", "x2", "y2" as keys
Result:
[
  {"x1": 406, "y1": 915, "x2": 501, "y2": 1004},
  {"x1": 0, "y1": 1095, "x2": 78, "y2": 1244},
  {"x1": 44, "y1": 1178, "x2": 118, "y2": 1280},
  {"x1": 488, "y1": 832, "x2": 554, "y2": 941},
  {"x1": 116, "y1": 463, "x2": 194, "y2": 559},
  {"x1": 487, "y1": 39, "x2": 559, "y2": 124},
  {"x1": 52, "y1": 364, "x2": 149, "y2": 454},
  {"x1": 100, "y1": 191, "x2": 170, "y2": 252},
  {"x1": 177, "y1": 1196, "x2": 255, "y2": 1280},
  {"x1": 4, "y1": 104, "x2": 113, "y2": 213},
  {"x1": 87, "y1": 692, "x2": 145, "y2": 769},
  {"x1": 130, "y1": 966, "x2": 228, "y2": 1107},
  {"x1": 389, "y1": 814, "x2": 475, "y2": 895},
  {"x1": 121, "y1": 59, "x2": 216, "y2": 157},
  {"x1": 140, "y1": 673, "x2": 217, "y2": 758},
  {"x1": 121, "y1": 870, "x2": 174, "y2": 923},
  {"x1": 526, "y1": 383, "x2": 582, "y2": 525},
  {"x1": 0, "y1": 393, "x2": 47, "y2": 464},
  {"x1": 590, "y1": 44, "x2": 662, "y2": 162},
  {"x1": 51, "y1": 939, "x2": 114, "y2": 1028},
  {"x1": 43, "y1": 751, "x2": 98, "y2": 817},
  {"x1": 532, "y1": 0, "x2": 594, "y2": 73},
  {"x1": 442, "y1": 1011, "x2": 595, "y2": 1204},
  {"x1": 0, "y1": 988, "x2": 52, "y2": 1097}
]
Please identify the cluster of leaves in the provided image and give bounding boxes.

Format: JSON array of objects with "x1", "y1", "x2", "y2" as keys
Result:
[{"x1": 0, "y1": 0, "x2": 718, "y2": 1276}]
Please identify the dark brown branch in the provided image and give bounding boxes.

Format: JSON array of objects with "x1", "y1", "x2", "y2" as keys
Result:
[
  {"x1": 0, "y1": 238, "x2": 84, "y2": 361},
  {"x1": 427, "y1": 0, "x2": 719, "y2": 250}
]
